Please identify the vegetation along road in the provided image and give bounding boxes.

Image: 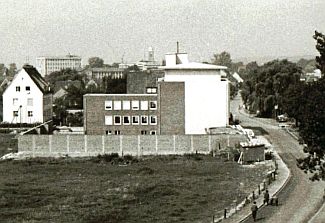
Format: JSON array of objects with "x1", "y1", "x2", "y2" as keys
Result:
[{"x1": 231, "y1": 95, "x2": 325, "y2": 223}]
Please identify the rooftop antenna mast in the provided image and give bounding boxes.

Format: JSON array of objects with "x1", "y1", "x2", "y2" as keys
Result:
[
  {"x1": 121, "y1": 52, "x2": 125, "y2": 64},
  {"x1": 177, "y1": 41, "x2": 179, "y2": 54}
]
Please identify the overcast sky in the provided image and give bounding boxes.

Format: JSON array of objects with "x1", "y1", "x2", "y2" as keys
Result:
[{"x1": 0, "y1": 0, "x2": 324, "y2": 67}]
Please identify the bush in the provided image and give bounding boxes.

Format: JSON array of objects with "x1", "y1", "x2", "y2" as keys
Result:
[
  {"x1": 93, "y1": 153, "x2": 138, "y2": 165},
  {"x1": 184, "y1": 153, "x2": 202, "y2": 161},
  {"x1": 265, "y1": 152, "x2": 273, "y2": 160}
]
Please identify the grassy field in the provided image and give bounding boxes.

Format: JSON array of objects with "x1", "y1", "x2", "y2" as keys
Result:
[
  {"x1": 0, "y1": 154, "x2": 268, "y2": 223},
  {"x1": 0, "y1": 134, "x2": 17, "y2": 157}
]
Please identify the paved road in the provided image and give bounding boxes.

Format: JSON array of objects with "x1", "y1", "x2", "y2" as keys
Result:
[{"x1": 231, "y1": 96, "x2": 325, "y2": 223}]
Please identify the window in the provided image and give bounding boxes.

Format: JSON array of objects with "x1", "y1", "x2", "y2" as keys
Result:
[
  {"x1": 105, "y1": 101, "x2": 113, "y2": 110},
  {"x1": 141, "y1": 130, "x2": 147, "y2": 135},
  {"x1": 13, "y1": 98, "x2": 18, "y2": 106},
  {"x1": 105, "y1": 116, "x2": 113, "y2": 125},
  {"x1": 115, "y1": 130, "x2": 121, "y2": 135},
  {"x1": 140, "y1": 101, "x2": 148, "y2": 110},
  {"x1": 146, "y1": 87, "x2": 157, "y2": 94},
  {"x1": 141, "y1": 115, "x2": 148, "y2": 125},
  {"x1": 150, "y1": 115, "x2": 157, "y2": 125},
  {"x1": 123, "y1": 116, "x2": 131, "y2": 125},
  {"x1": 28, "y1": 111, "x2": 33, "y2": 117},
  {"x1": 114, "y1": 116, "x2": 121, "y2": 125},
  {"x1": 132, "y1": 100, "x2": 139, "y2": 110},
  {"x1": 106, "y1": 130, "x2": 112, "y2": 135},
  {"x1": 16, "y1": 86, "x2": 20, "y2": 92},
  {"x1": 26, "y1": 86, "x2": 30, "y2": 91},
  {"x1": 114, "y1": 101, "x2": 121, "y2": 110},
  {"x1": 27, "y1": 98, "x2": 33, "y2": 106},
  {"x1": 150, "y1": 131, "x2": 156, "y2": 135},
  {"x1": 122, "y1": 101, "x2": 130, "y2": 110},
  {"x1": 149, "y1": 101, "x2": 157, "y2": 110},
  {"x1": 13, "y1": 111, "x2": 19, "y2": 117},
  {"x1": 132, "y1": 116, "x2": 139, "y2": 125}
]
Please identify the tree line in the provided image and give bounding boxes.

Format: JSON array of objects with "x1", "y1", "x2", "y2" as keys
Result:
[{"x1": 236, "y1": 31, "x2": 325, "y2": 181}]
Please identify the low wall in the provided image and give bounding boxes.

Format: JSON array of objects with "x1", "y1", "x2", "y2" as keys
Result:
[{"x1": 18, "y1": 134, "x2": 247, "y2": 157}]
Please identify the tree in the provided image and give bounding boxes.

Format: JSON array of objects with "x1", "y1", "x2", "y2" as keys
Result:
[
  {"x1": 45, "y1": 68, "x2": 85, "y2": 87},
  {"x1": 212, "y1": 51, "x2": 232, "y2": 71},
  {"x1": 0, "y1": 64, "x2": 5, "y2": 76},
  {"x1": 293, "y1": 32, "x2": 325, "y2": 181},
  {"x1": 241, "y1": 59, "x2": 301, "y2": 117},
  {"x1": 8, "y1": 63, "x2": 17, "y2": 76},
  {"x1": 313, "y1": 30, "x2": 325, "y2": 74},
  {"x1": 296, "y1": 77, "x2": 325, "y2": 181},
  {"x1": 88, "y1": 57, "x2": 104, "y2": 68}
]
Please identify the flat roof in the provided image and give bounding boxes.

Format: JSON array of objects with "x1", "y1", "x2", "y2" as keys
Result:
[
  {"x1": 36, "y1": 55, "x2": 81, "y2": 60},
  {"x1": 84, "y1": 93, "x2": 157, "y2": 97},
  {"x1": 161, "y1": 62, "x2": 227, "y2": 70}
]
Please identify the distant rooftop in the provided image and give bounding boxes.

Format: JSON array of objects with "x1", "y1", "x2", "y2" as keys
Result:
[
  {"x1": 37, "y1": 55, "x2": 81, "y2": 60},
  {"x1": 86, "y1": 67, "x2": 125, "y2": 72},
  {"x1": 22, "y1": 65, "x2": 51, "y2": 93},
  {"x1": 162, "y1": 52, "x2": 227, "y2": 70}
]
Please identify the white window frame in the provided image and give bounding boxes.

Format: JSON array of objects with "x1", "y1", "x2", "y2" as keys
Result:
[
  {"x1": 114, "y1": 101, "x2": 121, "y2": 110},
  {"x1": 16, "y1": 86, "x2": 20, "y2": 92},
  {"x1": 146, "y1": 87, "x2": 157, "y2": 94},
  {"x1": 123, "y1": 116, "x2": 131, "y2": 125},
  {"x1": 105, "y1": 115, "x2": 113, "y2": 125},
  {"x1": 132, "y1": 100, "x2": 139, "y2": 110},
  {"x1": 106, "y1": 130, "x2": 112, "y2": 135},
  {"x1": 28, "y1": 111, "x2": 33, "y2": 117},
  {"x1": 105, "y1": 100, "x2": 113, "y2": 110},
  {"x1": 149, "y1": 101, "x2": 157, "y2": 110},
  {"x1": 114, "y1": 115, "x2": 121, "y2": 125},
  {"x1": 141, "y1": 130, "x2": 148, "y2": 135},
  {"x1": 150, "y1": 115, "x2": 157, "y2": 125},
  {"x1": 141, "y1": 115, "x2": 148, "y2": 125},
  {"x1": 13, "y1": 98, "x2": 18, "y2": 106},
  {"x1": 132, "y1": 116, "x2": 139, "y2": 125},
  {"x1": 115, "y1": 130, "x2": 121, "y2": 135},
  {"x1": 150, "y1": 130, "x2": 157, "y2": 135},
  {"x1": 140, "y1": 101, "x2": 148, "y2": 110},
  {"x1": 122, "y1": 100, "x2": 130, "y2": 110}
]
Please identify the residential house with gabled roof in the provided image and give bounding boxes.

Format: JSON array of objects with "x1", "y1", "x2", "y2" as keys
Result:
[{"x1": 2, "y1": 65, "x2": 53, "y2": 124}]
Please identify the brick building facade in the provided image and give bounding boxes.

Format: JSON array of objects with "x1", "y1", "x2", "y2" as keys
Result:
[
  {"x1": 84, "y1": 52, "x2": 229, "y2": 135},
  {"x1": 84, "y1": 81, "x2": 185, "y2": 135}
]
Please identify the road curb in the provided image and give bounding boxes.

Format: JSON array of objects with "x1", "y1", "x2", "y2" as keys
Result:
[{"x1": 237, "y1": 151, "x2": 292, "y2": 222}]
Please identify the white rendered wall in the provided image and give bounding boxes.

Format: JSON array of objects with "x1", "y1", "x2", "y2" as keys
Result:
[
  {"x1": 164, "y1": 70, "x2": 229, "y2": 134},
  {"x1": 3, "y1": 70, "x2": 44, "y2": 123}
]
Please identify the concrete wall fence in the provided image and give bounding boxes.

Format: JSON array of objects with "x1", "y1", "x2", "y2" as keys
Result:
[{"x1": 18, "y1": 134, "x2": 247, "y2": 157}]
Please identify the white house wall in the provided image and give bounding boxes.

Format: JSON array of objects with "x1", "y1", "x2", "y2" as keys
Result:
[
  {"x1": 3, "y1": 70, "x2": 44, "y2": 123},
  {"x1": 164, "y1": 70, "x2": 229, "y2": 134}
]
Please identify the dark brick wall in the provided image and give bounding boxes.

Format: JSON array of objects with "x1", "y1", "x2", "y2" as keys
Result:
[
  {"x1": 159, "y1": 82, "x2": 185, "y2": 135},
  {"x1": 43, "y1": 94, "x2": 53, "y2": 122},
  {"x1": 127, "y1": 70, "x2": 164, "y2": 94},
  {"x1": 84, "y1": 94, "x2": 159, "y2": 135}
]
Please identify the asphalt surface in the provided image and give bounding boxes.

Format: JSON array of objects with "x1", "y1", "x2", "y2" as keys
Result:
[{"x1": 231, "y1": 95, "x2": 325, "y2": 223}]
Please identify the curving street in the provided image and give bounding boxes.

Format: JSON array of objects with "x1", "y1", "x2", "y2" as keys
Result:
[{"x1": 231, "y1": 95, "x2": 325, "y2": 223}]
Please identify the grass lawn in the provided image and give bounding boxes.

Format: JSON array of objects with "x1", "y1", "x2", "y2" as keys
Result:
[
  {"x1": 0, "y1": 154, "x2": 268, "y2": 223},
  {"x1": 0, "y1": 134, "x2": 17, "y2": 157}
]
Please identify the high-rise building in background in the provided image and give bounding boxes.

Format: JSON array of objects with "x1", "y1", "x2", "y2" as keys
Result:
[{"x1": 36, "y1": 54, "x2": 82, "y2": 76}]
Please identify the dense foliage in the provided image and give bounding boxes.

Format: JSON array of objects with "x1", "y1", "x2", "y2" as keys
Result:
[
  {"x1": 295, "y1": 77, "x2": 325, "y2": 180},
  {"x1": 239, "y1": 30, "x2": 325, "y2": 181},
  {"x1": 314, "y1": 30, "x2": 325, "y2": 74},
  {"x1": 294, "y1": 31, "x2": 325, "y2": 180},
  {"x1": 240, "y1": 60, "x2": 301, "y2": 117}
]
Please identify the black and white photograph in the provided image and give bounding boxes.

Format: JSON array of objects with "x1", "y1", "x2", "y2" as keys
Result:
[{"x1": 0, "y1": 1, "x2": 324, "y2": 222}]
